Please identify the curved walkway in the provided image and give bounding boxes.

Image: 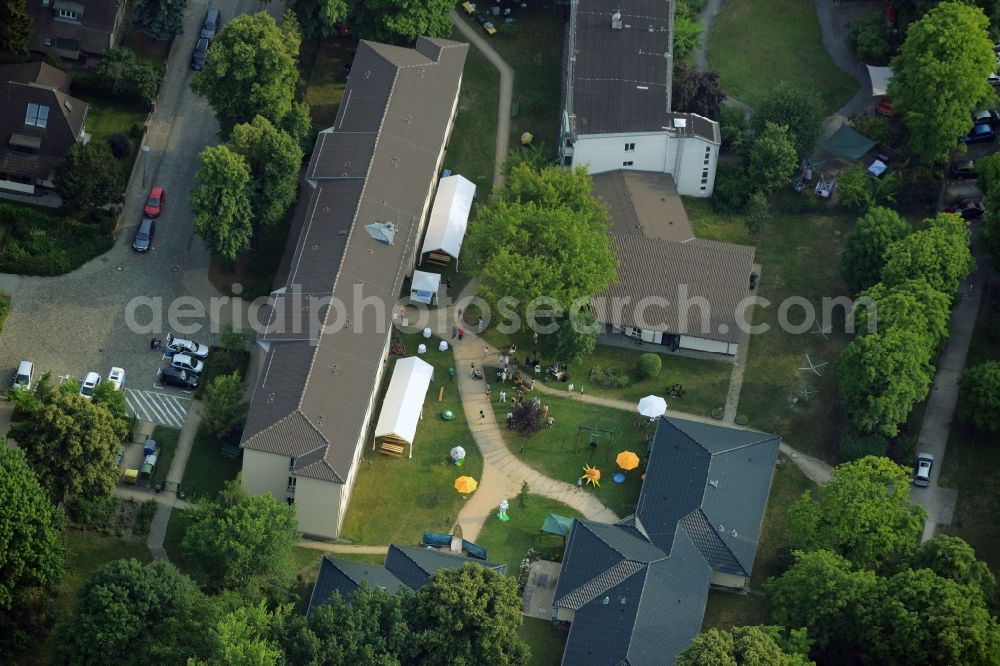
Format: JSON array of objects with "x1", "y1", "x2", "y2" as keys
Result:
[{"x1": 451, "y1": 10, "x2": 514, "y2": 190}]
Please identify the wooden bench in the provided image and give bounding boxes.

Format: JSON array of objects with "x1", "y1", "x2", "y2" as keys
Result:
[
  {"x1": 426, "y1": 251, "x2": 451, "y2": 266},
  {"x1": 380, "y1": 442, "x2": 404, "y2": 458}
]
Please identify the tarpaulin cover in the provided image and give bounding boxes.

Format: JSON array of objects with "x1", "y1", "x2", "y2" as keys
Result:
[
  {"x1": 541, "y1": 513, "x2": 575, "y2": 537},
  {"x1": 822, "y1": 124, "x2": 877, "y2": 162}
]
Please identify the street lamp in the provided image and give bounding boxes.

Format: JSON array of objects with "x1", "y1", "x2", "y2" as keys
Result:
[{"x1": 141, "y1": 145, "x2": 151, "y2": 186}]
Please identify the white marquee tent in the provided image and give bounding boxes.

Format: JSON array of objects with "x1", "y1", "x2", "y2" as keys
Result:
[
  {"x1": 867, "y1": 65, "x2": 893, "y2": 97},
  {"x1": 373, "y1": 356, "x2": 435, "y2": 458},
  {"x1": 421, "y1": 174, "x2": 476, "y2": 266},
  {"x1": 410, "y1": 270, "x2": 441, "y2": 305}
]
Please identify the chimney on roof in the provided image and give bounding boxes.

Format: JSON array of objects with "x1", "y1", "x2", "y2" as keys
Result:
[{"x1": 611, "y1": 11, "x2": 623, "y2": 29}]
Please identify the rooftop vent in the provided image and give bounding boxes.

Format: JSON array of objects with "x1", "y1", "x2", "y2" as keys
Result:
[
  {"x1": 611, "y1": 11, "x2": 622, "y2": 29},
  {"x1": 731, "y1": 529, "x2": 739, "y2": 538},
  {"x1": 602, "y1": 596, "x2": 610, "y2": 605},
  {"x1": 708, "y1": 479, "x2": 719, "y2": 488},
  {"x1": 365, "y1": 221, "x2": 396, "y2": 245}
]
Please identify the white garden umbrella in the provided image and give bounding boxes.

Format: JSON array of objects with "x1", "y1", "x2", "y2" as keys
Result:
[{"x1": 637, "y1": 395, "x2": 667, "y2": 418}]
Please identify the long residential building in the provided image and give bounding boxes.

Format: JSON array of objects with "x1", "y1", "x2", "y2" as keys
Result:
[{"x1": 239, "y1": 37, "x2": 469, "y2": 539}]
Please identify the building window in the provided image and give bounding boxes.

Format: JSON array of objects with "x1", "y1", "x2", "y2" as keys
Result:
[
  {"x1": 24, "y1": 103, "x2": 49, "y2": 129},
  {"x1": 705, "y1": 147, "x2": 711, "y2": 155},
  {"x1": 625, "y1": 142, "x2": 635, "y2": 152},
  {"x1": 704, "y1": 159, "x2": 710, "y2": 165},
  {"x1": 286, "y1": 497, "x2": 295, "y2": 505},
  {"x1": 701, "y1": 178, "x2": 709, "y2": 184},
  {"x1": 57, "y1": 8, "x2": 78, "y2": 19},
  {"x1": 287, "y1": 476, "x2": 297, "y2": 493},
  {"x1": 55, "y1": 37, "x2": 77, "y2": 50},
  {"x1": 700, "y1": 185, "x2": 707, "y2": 191},
  {"x1": 43, "y1": 38, "x2": 53, "y2": 46},
  {"x1": 289, "y1": 457, "x2": 295, "y2": 471},
  {"x1": 623, "y1": 161, "x2": 634, "y2": 167}
]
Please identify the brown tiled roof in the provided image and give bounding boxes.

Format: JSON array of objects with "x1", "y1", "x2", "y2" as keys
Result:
[
  {"x1": 26, "y1": 0, "x2": 124, "y2": 55},
  {"x1": 0, "y1": 62, "x2": 72, "y2": 92},
  {"x1": 591, "y1": 171, "x2": 693, "y2": 242},
  {"x1": 242, "y1": 38, "x2": 469, "y2": 483},
  {"x1": 0, "y1": 75, "x2": 87, "y2": 181}
]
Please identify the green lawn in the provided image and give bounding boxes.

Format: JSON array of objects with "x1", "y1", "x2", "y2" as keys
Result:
[
  {"x1": 180, "y1": 423, "x2": 243, "y2": 500},
  {"x1": 442, "y1": 28, "x2": 501, "y2": 199},
  {"x1": 686, "y1": 198, "x2": 856, "y2": 462},
  {"x1": 302, "y1": 38, "x2": 355, "y2": 131},
  {"x1": 938, "y1": 292, "x2": 1000, "y2": 580},
  {"x1": 491, "y1": 394, "x2": 646, "y2": 518},
  {"x1": 194, "y1": 348, "x2": 250, "y2": 398},
  {"x1": 82, "y1": 92, "x2": 148, "y2": 145},
  {"x1": 707, "y1": 0, "x2": 858, "y2": 113},
  {"x1": 475, "y1": 493, "x2": 582, "y2": 574},
  {"x1": 701, "y1": 589, "x2": 770, "y2": 629},
  {"x1": 520, "y1": 617, "x2": 569, "y2": 666},
  {"x1": 163, "y1": 508, "x2": 193, "y2": 565},
  {"x1": 339, "y1": 334, "x2": 484, "y2": 545},
  {"x1": 151, "y1": 425, "x2": 179, "y2": 487}
]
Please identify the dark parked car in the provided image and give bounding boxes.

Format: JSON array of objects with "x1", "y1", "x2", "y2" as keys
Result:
[
  {"x1": 132, "y1": 217, "x2": 155, "y2": 252},
  {"x1": 960, "y1": 123, "x2": 996, "y2": 144},
  {"x1": 943, "y1": 200, "x2": 985, "y2": 220},
  {"x1": 950, "y1": 159, "x2": 977, "y2": 180},
  {"x1": 200, "y1": 8, "x2": 221, "y2": 38},
  {"x1": 159, "y1": 366, "x2": 198, "y2": 390},
  {"x1": 190, "y1": 37, "x2": 209, "y2": 70}
]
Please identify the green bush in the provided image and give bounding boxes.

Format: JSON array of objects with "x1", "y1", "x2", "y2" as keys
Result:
[
  {"x1": 838, "y1": 429, "x2": 889, "y2": 462},
  {"x1": 850, "y1": 16, "x2": 895, "y2": 65},
  {"x1": 0, "y1": 292, "x2": 9, "y2": 333},
  {"x1": 718, "y1": 105, "x2": 748, "y2": 154},
  {"x1": 0, "y1": 203, "x2": 114, "y2": 276},
  {"x1": 94, "y1": 47, "x2": 162, "y2": 107},
  {"x1": 637, "y1": 353, "x2": 662, "y2": 379},
  {"x1": 590, "y1": 365, "x2": 631, "y2": 388},
  {"x1": 711, "y1": 163, "x2": 752, "y2": 213}
]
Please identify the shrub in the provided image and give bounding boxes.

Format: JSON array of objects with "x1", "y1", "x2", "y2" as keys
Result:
[
  {"x1": 850, "y1": 15, "x2": 895, "y2": 65},
  {"x1": 590, "y1": 365, "x2": 631, "y2": 388},
  {"x1": 129, "y1": 123, "x2": 142, "y2": 139},
  {"x1": 838, "y1": 429, "x2": 889, "y2": 462},
  {"x1": 637, "y1": 353, "x2": 662, "y2": 379},
  {"x1": 718, "y1": 105, "x2": 749, "y2": 154},
  {"x1": 0, "y1": 203, "x2": 114, "y2": 276},
  {"x1": 107, "y1": 133, "x2": 131, "y2": 159},
  {"x1": 509, "y1": 401, "x2": 544, "y2": 437},
  {"x1": 43, "y1": 51, "x2": 63, "y2": 68},
  {"x1": 0, "y1": 292, "x2": 8, "y2": 333},
  {"x1": 711, "y1": 163, "x2": 751, "y2": 213},
  {"x1": 94, "y1": 47, "x2": 161, "y2": 107}
]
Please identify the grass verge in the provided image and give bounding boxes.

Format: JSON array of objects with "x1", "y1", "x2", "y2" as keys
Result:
[
  {"x1": 180, "y1": 423, "x2": 243, "y2": 500},
  {"x1": 151, "y1": 425, "x2": 179, "y2": 487},
  {"x1": 475, "y1": 493, "x2": 582, "y2": 574},
  {"x1": 707, "y1": 0, "x2": 858, "y2": 113},
  {"x1": 520, "y1": 617, "x2": 569, "y2": 666},
  {"x1": 302, "y1": 38, "x2": 355, "y2": 131},
  {"x1": 339, "y1": 333, "x2": 484, "y2": 545}
]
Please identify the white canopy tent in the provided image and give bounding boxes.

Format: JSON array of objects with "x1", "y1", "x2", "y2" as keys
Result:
[
  {"x1": 373, "y1": 356, "x2": 435, "y2": 458},
  {"x1": 410, "y1": 270, "x2": 441, "y2": 305},
  {"x1": 421, "y1": 175, "x2": 476, "y2": 267},
  {"x1": 867, "y1": 65, "x2": 893, "y2": 97}
]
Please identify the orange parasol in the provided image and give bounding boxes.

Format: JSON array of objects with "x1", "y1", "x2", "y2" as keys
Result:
[
  {"x1": 454, "y1": 476, "x2": 478, "y2": 494},
  {"x1": 616, "y1": 451, "x2": 640, "y2": 471}
]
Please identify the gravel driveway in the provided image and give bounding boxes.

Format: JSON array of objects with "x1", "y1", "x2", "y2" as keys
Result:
[{"x1": 0, "y1": 0, "x2": 284, "y2": 403}]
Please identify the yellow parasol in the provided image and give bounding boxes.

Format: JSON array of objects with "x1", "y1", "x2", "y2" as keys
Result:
[
  {"x1": 454, "y1": 476, "x2": 478, "y2": 494},
  {"x1": 616, "y1": 451, "x2": 641, "y2": 471}
]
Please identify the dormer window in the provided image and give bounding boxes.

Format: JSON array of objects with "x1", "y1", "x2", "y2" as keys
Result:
[
  {"x1": 24, "y1": 103, "x2": 49, "y2": 129},
  {"x1": 58, "y1": 8, "x2": 77, "y2": 18}
]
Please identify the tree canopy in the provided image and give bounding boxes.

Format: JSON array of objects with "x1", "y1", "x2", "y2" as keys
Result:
[
  {"x1": 229, "y1": 115, "x2": 303, "y2": 227},
  {"x1": 958, "y1": 361, "x2": 1000, "y2": 431},
  {"x1": 200, "y1": 601, "x2": 284, "y2": 666},
  {"x1": 747, "y1": 122, "x2": 798, "y2": 196},
  {"x1": 537, "y1": 312, "x2": 598, "y2": 365},
  {"x1": 10, "y1": 387, "x2": 129, "y2": 503},
  {"x1": 881, "y1": 212, "x2": 974, "y2": 297},
  {"x1": 751, "y1": 82, "x2": 824, "y2": 160},
  {"x1": 412, "y1": 564, "x2": 530, "y2": 666},
  {"x1": 889, "y1": 1, "x2": 995, "y2": 163},
  {"x1": 192, "y1": 145, "x2": 254, "y2": 261},
  {"x1": 352, "y1": 0, "x2": 453, "y2": 44},
  {"x1": 840, "y1": 206, "x2": 912, "y2": 295},
  {"x1": 855, "y1": 278, "x2": 951, "y2": 347},
  {"x1": 672, "y1": 64, "x2": 725, "y2": 120},
  {"x1": 181, "y1": 492, "x2": 298, "y2": 590},
  {"x1": 909, "y1": 535, "x2": 998, "y2": 607},
  {"x1": 94, "y1": 46, "x2": 161, "y2": 107},
  {"x1": 190, "y1": 12, "x2": 302, "y2": 136},
  {"x1": 202, "y1": 371, "x2": 249, "y2": 440},
  {"x1": 677, "y1": 626, "x2": 814, "y2": 666},
  {"x1": 131, "y1": 0, "x2": 185, "y2": 40},
  {"x1": 0, "y1": 446, "x2": 66, "y2": 612},
  {"x1": 0, "y1": 0, "x2": 32, "y2": 54},
  {"x1": 286, "y1": 0, "x2": 349, "y2": 40},
  {"x1": 52, "y1": 559, "x2": 215, "y2": 664},
  {"x1": 467, "y1": 165, "x2": 616, "y2": 323},
  {"x1": 788, "y1": 456, "x2": 927, "y2": 569},
  {"x1": 53, "y1": 143, "x2": 122, "y2": 214}
]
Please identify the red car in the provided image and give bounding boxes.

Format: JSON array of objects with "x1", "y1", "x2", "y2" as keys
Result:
[{"x1": 144, "y1": 186, "x2": 165, "y2": 218}]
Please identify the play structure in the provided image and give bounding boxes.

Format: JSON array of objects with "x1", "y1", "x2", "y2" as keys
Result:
[{"x1": 580, "y1": 464, "x2": 601, "y2": 487}]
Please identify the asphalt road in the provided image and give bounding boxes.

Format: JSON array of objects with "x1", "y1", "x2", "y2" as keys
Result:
[{"x1": 0, "y1": 0, "x2": 282, "y2": 411}]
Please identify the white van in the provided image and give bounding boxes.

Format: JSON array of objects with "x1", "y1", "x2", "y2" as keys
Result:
[{"x1": 13, "y1": 361, "x2": 33, "y2": 391}]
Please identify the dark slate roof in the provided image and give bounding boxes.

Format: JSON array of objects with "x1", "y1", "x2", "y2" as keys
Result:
[
  {"x1": 555, "y1": 416, "x2": 780, "y2": 665},
  {"x1": 384, "y1": 545, "x2": 506, "y2": 589},
  {"x1": 0, "y1": 72, "x2": 88, "y2": 181},
  {"x1": 26, "y1": 0, "x2": 125, "y2": 55},
  {"x1": 307, "y1": 555, "x2": 409, "y2": 615},
  {"x1": 241, "y1": 38, "x2": 469, "y2": 485},
  {"x1": 0, "y1": 62, "x2": 71, "y2": 92}
]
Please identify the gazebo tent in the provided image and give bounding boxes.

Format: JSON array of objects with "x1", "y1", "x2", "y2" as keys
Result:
[
  {"x1": 410, "y1": 270, "x2": 441, "y2": 305},
  {"x1": 822, "y1": 124, "x2": 877, "y2": 163},
  {"x1": 421, "y1": 175, "x2": 476, "y2": 267},
  {"x1": 867, "y1": 65, "x2": 893, "y2": 97},
  {"x1": 374, "y1": 357, "x2": 435, "y2": 458},
  {"x1": 541, "y1": 513, "x2": 574, "y2": 538}
]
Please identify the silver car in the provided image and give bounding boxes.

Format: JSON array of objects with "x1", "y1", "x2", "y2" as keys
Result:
[
  {"x1": 170, "y1": 354, "x2": 204, "y2": 375},
  {"x1": 914, "y1": 453, "x2": 935, "y2": 487}
]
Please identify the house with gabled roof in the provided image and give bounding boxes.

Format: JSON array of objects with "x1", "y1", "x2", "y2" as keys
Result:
[
  {"x1": 238, "y1": 37, "x2": 468, "y2": 540},
  {"x1": 307, "y1": 545, "x2": 506, "y2": 616},
  {"x1": 552, "y1": 416, "x2": 780, "y2": 665},
  {"x1": 559, "y1": 0, "x2": 720, "y2": 196},
  {"x1": 0, "y1": 62, "x2": 88, "y2": 194},
  {"x1": 26, "y1": 0, "x2": 127, "y2": 60}
]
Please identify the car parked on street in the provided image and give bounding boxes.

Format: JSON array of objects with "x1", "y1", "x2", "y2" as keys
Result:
[
  {"x1": 973, "y1": 109, "x2": 1000, "y2": 125},
  {"x1": 950, "y1": 159, "x2": 977, "y2": 180},
  {"x1": 80, "y1": 372, "x2": 101, "y2": 399},
  {"x1": 943, "y1": 200, "x2": 985, "y2": 220},
  {"x1": 960, "y1": 123, "x2": 996, "y2": 144},
  {"x1": 132, "y1": 217, "x2": 156, "y2": 252},
  {"x1": 144, "y1": 186, "x2": 165, "y2": 218},
  {"x1": 166, "y1": 338, "x2": 209, "y2": 359},
  {"x1": 107, "y1": 367, "x2": 125, "y2": 391},
  {"x1": 159, "y1": 366, "x2": 199, "y2": 390},
  {"x1": 914, "y1": 452, "x2": 935, "y2": 487},
  {"x1": 191, "y1": 37, "x2": 209, "y2": 70},
  {"x1": 200, "y1": 8, "x2": 222, "y2": 38},
  {"x1": 170, "y1": 354, "x2": 204, "y2": 374}
]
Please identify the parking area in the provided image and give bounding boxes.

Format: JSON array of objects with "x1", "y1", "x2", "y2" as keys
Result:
[{"x1": 126, "y1": 388, "x2": 192, "y2": 428}]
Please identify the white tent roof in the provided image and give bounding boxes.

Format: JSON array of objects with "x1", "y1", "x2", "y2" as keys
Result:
[
  {"x1": 374, "y1": 356, "x2": 435, "y2": 445},
  {"x1": 421, "y1": 175, "x2": 476, "y2": 260},
  {"x1": 867, "y1": 65, "x2": 893, "y2": 97},
  {"x1": 410, "y1": 270, "x2": 441, "y2": 304}
]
